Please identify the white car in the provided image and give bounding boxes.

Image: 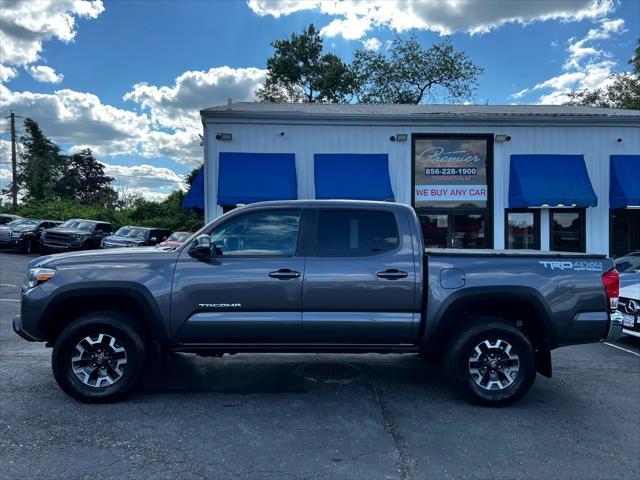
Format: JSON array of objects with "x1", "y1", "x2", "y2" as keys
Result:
[{"x1": 615, "y1": 252, "x2": 640, "y2": 338}]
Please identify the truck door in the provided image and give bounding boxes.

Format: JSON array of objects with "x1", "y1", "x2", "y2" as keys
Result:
[
  {"x1": 171, "y1": 209, "x2": 305, "y2": 343},
  {"x1": 302, "y1": 208, "x2": 418, "y2": 344}
]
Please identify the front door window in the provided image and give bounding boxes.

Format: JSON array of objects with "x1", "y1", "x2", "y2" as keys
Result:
[{"x1": 550, "y1": 209, "x2": 585, "y2": 252}]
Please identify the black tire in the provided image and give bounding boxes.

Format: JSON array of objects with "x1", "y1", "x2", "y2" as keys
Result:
[
  {"x1": 22, "y1": 238, "x2": 33, "y2": 254},
  {"x1": 81, "y1": 240, "x2": 92, "y2": 250},
  {"x1": 443, "y1": 319, "x2": 536, "y2": 407},
  {"x1": 52, "y1": 312, "x2": 148, "y2": 403}
]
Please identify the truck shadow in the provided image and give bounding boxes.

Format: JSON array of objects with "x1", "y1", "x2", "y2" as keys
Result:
[{"x1": 138, "y1": 352, "x2": 450, "y2": 398}]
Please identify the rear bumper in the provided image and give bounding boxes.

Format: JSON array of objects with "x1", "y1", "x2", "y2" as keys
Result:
[
  {"x1": 605, "y1": 312, "x2": 623, "y2": 342},
  {"x1": 13, "y1": 315, "x2": 39, "y2": 342}
]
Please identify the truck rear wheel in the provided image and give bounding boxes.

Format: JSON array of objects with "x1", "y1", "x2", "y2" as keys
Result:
[
  {"x1": 444, "y1": 320, "x2": 536, "y2": 407},
  {"x1": 52, "y1": 313, "x2": 148, "y2": 403}
]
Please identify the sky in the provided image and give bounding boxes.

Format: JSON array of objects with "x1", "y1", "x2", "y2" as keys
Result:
[{"x1": 0, "y1": 0, "x2": 638, "y2": 201}]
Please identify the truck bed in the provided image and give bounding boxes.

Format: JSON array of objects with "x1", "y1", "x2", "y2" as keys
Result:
[{"x1": 425, "y1": 248, "x2": 608, "y2": 258}]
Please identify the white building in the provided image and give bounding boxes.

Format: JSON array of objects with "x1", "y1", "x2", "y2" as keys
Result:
[{"x1": 196, "y1": 103, "x2": 640, "y2": 256}]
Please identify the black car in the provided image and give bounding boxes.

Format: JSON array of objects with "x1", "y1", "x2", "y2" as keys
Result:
[
  {"x1": 41, "y1": 219, "x2": 113, "y2": 252},
  {"x1": 101, "y1": 226, "x2": 171, "y2": 248},
  {"x1": 0, "y1": 218, "x2": 61, "y2": 253},
  {"x1": 0, "y1": 213, "x2": 21, "y2": 225}
]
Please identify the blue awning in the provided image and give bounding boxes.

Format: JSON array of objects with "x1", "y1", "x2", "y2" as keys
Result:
[
  {"x1": 182, "y1": 167, "x2": 204, "y2": 211},
  {"x1": 314, "y1": 154, "x2": 394, "y2": 201},
  {"x1": 217, "y1": 152, "x2": 297, "y2": 206},
  {"x1": 509, "y1": 154, "x2": 597, "y2": 208},
  {"x1": 610, "y1": 155, "x2": 640, "y2": 208}
]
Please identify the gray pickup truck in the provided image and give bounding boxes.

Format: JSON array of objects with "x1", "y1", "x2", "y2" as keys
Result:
[{"x1": 13, "y1": 200, "x2": 622, "y2": 405}]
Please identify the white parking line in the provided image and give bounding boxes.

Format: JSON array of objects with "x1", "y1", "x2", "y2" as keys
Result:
[
  {"x1": 0, "y1": 298, "x2": 19, "y2": 302},
  {"x1": 603, "y1": 342, "x2": 640, "y2": 357},
  {"x1": 0, "y1": 284, "x2": 18, "y2": 287}
]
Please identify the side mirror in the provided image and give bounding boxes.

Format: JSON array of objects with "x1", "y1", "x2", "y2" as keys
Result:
[{"x1": 189, "y1": 234, "x2": 213, "y2": 259}]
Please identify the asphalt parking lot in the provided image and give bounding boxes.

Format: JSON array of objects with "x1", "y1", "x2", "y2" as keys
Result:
[{"x1": 1, "y1": 251, "x2": 639, "y2": 480}]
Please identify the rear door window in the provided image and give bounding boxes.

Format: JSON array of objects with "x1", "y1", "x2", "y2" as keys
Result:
[{"x1": 316, "y1": 210, "x2": 399, "y2": 256}]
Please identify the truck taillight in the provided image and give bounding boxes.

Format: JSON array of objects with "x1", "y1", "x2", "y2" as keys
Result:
[{"x1": 601, "y1": 269, "x2": 619, "y2": 313}]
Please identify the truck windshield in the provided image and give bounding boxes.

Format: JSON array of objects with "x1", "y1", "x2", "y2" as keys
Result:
[
  {"x1": 115, "y1": 227, "x2": 148, "y2": 239},
  {"x1": 7, "y1": 218, "x2": 36, "y2": 227},
  {"x1": 167, "y1": 232, "x2": 190, "y2": 242},
  {"x1": 61, "y1": 220, "x2": 95, "y2": 231}
]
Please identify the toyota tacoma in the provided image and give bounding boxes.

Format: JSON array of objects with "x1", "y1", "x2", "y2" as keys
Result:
[{"x1": 13, "y1": 201, "x2": 622, "y2": 405}]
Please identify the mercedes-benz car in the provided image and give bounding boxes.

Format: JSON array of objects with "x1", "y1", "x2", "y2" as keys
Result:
[{"x1": 615, "y1": 252, "x2": 640, "y2": 338}]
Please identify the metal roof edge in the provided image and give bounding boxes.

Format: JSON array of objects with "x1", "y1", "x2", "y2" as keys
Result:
[{"x1": 200, "y1": 110, "x2": 640, "y2": 126}]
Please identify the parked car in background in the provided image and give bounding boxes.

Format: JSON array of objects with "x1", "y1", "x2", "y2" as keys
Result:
[
  {"x1": 41, "y1": 219, "x2": 113, "y2": 252},
  {"x1": 0, "y1": 218, "x2": 61, "y2": 253},
  {"x1": 0, "y1": 213, "x2": 21, "y2": 225},
  {"x1": 156, "y1": 231, "x2": 194, "y2": 249},
  {"x1": 615, "y1": 252, "x2": 640, "y2": 338},
  {"x1": 102, "y1": 226, "x2": 170, "y2": 248}
]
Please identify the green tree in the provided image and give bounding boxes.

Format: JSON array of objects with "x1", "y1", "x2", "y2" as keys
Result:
[
  {"x1": 11, "y1": 118, "x2": 64, "y2": 202},
  {"x1": 352, "y1": 36, "x2": 484, "y2": 104},
  {"x1": 565, "y1": 38, "x2": 640, "y2": 110},
  {"x1": 256, "y1": 24, "x2": 359, "y2": 103},
  {"x1": 184, "y1": 164, "x2": 202, "y2": 187},
  {"x1": 56, "y1": 148, "x2": 117, "y2": 207}
]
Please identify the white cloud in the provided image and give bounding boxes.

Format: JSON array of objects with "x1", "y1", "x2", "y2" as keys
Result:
[
  {"x1": 0, "y1": 64, "x2": 18, "y2": 82},
  {"x1": 123, "y1": 66, "x2": 266, "y2": 130},
  {"x1": 27, "y1": 65, "x2": 64, "y2": 83},
  {"x1": 0, "y1": 0, "x2": 104, "y2": 66},
  {"x1": 508, "y1": 88, "x2": 529, "y2": 100},
  {"x1": 531, "y1": 17, "x2": 626, "y2": 104},
  {"x1": 102, "y1": 162, "x2": 187, "y2": 202},
  {"x1": 0, "y1": 63, "x2": 262, "y2": 171},
  {"x1": 248, "y1": 0, "x2": 613, "y2": 39},
  {"x1": 361, "y1": 37, "x2": 382, "y2": 51}
]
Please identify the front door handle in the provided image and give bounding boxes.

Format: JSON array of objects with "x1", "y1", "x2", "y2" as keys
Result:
[
  {"x1": 269, "y1": 269, "x2": 301, "y2": 280},
  {"x1": 376, "y1": 269, "x2": 408, "y2": 280}
]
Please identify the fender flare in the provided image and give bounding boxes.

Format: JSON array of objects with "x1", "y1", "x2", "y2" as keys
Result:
[
  {"x1": 424, "y1": 285, "x2": 558, "y2": 349},
  {"x1": 38, "y1": 281, "x2": 170, "y2": 345}
]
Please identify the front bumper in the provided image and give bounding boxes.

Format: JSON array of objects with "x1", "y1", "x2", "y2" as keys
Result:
[
  {"x1": 13, "y1": 315, "x2": 39, "y2": 342},
  {"x1": 42, "y1": 242, "x2": 81, "y2": 251},
  {"x1": 0, "y1": 239, "x2": 23, "y2": 248},
  {"x1": 604, "y1": 312, "x2": 623, "y2": 342}
]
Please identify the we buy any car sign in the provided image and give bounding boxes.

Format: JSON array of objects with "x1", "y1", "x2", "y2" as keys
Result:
[{"x1": 415, "y1": 185, "x2": 488, "y2": 202}]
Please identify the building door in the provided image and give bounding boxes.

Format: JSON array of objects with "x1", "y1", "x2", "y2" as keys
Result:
[
  {"x1": 611, "y1": 209, "x2": 640, "y2": 258},
  {"x1": 420, "y1": 212, "x2": 489, "y2": 248}
]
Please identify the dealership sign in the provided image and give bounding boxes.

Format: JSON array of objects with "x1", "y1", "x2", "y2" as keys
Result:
[
  {"x1": 414, "y1": 136, "x2": 489, "y2": 208},
  {"x1": 415, "y1": 185, "x2": 488, "y2": 202}
]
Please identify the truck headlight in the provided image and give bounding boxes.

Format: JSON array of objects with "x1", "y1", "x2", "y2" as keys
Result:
[
  {"x1": 25, "y1": 268, "x2": 56, "y2": 289},
  {"x1": 11, "y1": 231, "x2": 23, "y2": 238}
]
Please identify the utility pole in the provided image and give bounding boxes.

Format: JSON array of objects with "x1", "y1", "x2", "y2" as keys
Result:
[{"x1": 9, "y1": 111, "x2": 18, "y2": 210}]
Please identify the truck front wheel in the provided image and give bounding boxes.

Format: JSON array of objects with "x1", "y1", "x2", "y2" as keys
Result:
[
  {"x1": 52, "y1": 313, "x2": 148, "y2": 403},
  {"x1": 444, "y1": 320, "x2": 536, "y2": 407}
]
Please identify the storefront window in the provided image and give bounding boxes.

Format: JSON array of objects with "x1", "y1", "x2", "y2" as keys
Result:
[
  {"x1": 413, "y1": 134, "x2": 493, "y2": 249},
  {"x1": 550, "y1": 209, "x2": 585, "y2": 252},
  {"x1": 610, "y1": 209, "x2": 640, "y2": 258},
  {"x1": 506, "y1": 210, "x2": 539, "y2": 249}
]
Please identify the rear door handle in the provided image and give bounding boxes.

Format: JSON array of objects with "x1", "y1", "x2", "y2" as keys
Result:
[
  {"x1": 269, "y1": 269, "x2": 301, "y2": 280},
  {"x1": 376, "y1": 269, "x2": 408, "y2": 280}
]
